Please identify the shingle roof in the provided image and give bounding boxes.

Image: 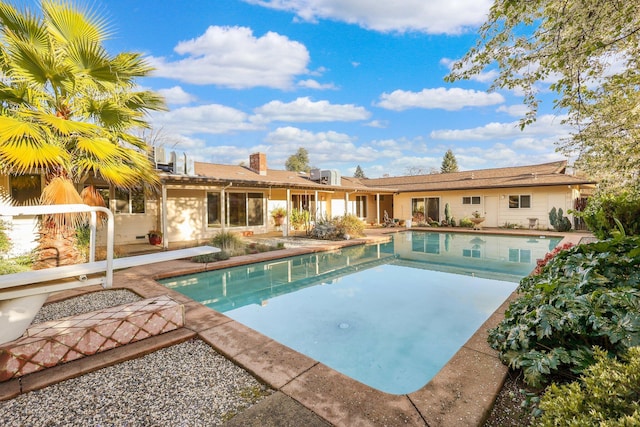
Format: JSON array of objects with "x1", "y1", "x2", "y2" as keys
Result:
[
  {"x1": 161, "y1": 160, "x2": 594, "y2": 194},
  {"x1": 162, "y1": 162, "x2": 394, "y2": 192},
  {"x1": 363, "y1": 161, "x2": 595, "y2": 192}
]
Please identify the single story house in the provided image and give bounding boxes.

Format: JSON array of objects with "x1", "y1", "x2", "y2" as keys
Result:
[
  {"x1": 363, "y1": 161, "x2": 594, "y2": 230},
  {"x1": 0, "y1": 153, "x2": 594, "y2": 255}
]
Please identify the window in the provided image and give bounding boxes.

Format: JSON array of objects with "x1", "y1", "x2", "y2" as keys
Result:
[
  {"x1": 207, "y1": 193, "x2": 221, "y2": 226},
  {"x1": 209, "y1": 192, "x2": 265, "y2": 227},
  {"x1": 412, "y1": 197, "x2": 440, "y2": 222},
  {"x1": 355, "y1": 195, "x2": 367, "y2": 218},
  {"x1": 462, "y1": 196, "x2": 481, "y2": 205},
  {"x1": 247, "y1": 193, "x2": 264, "y2": 226},
  {"x1": 228, "y1": 193, "x2": 246, "y2": 226},
  {"x1": 508, "y1": 195, "x2": 531, "y2": 209},
  {"x1": 114, "y1": 188, "x2": 145, "y2": 214},
  {"x1": 10, "y1": 174, "x2": 41, "y2": 204}
]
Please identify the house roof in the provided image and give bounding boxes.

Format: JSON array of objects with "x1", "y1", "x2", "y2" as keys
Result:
[
  {"x1": 160, "y1": 159, "x2": 595, "y2": 194},
  {"x1": 362, "y1": 161, "x2": 595, "y2": 192},
  {"x1": 160, "y1": 162, "x2": 395, "y2": 193}
]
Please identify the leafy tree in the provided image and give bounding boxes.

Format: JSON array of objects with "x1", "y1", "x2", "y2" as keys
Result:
[
  {"x1": 405, "y1": 166, "x2": 439, "y2": 176},
  {"x1": 440, "y1": 149, "x2": 459, "y2": 173},
  {"x1": 0, "y1": 0, "x2": 166, "y2": 267},
  {"x1": 285, "y1": 147, "x2": 310, "y2": 172},
  {"x1": 446, "y1": 1, "x2": 640, "y2": 188},
  {"x1": 353, "y1": 165, "x2": 366, "y2": 178}
]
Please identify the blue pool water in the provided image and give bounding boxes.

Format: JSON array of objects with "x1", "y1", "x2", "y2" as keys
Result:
[{"x1": 160, "y1": 232, "x2": 561, "y2": 394}]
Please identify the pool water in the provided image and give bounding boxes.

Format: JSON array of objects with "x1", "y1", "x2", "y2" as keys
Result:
[{"x1": 160, "y1": 232, "x2": 561, "y2": 394}]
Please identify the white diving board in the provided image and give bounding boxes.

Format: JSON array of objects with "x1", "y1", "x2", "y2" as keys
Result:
[
  {"x1": 0, "y1": 245, "x2": 220, "y2": 300},
  {"x1": 0, "y1": 204, "x2": 219, "y2": 344}
]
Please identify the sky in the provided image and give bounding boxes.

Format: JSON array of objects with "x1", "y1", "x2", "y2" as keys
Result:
[{"x1": 89, "y1": 0, "x2": 572, "y2": 178}]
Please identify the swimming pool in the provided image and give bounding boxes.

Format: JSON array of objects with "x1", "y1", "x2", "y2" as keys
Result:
[{"x1": 160, "y1": 231, "x2": 561, "y2": 394}]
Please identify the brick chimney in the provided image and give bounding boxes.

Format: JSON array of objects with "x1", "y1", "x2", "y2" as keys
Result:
[{"x1": 249, "y1": 152, "x2": 267, "y2": 176}]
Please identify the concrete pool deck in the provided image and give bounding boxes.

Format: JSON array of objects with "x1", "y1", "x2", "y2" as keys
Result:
[{"x1": 0, "y1": 227, "x2": 589, "y2": 426}]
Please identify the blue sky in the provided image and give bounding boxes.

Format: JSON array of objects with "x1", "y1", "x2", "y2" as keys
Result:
[{"x1": 95, "y1": 0, "x2": 571, "y2": 178}]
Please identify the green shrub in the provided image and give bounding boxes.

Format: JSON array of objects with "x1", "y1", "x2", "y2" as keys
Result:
[
  {"x1": 579, "y1": 189, "x2": 640, "y2": 239},
  {"x1": 459, "y1": 217, "x2": 474, "y2": 228},
  {"x1": 537, "y1": 347, "x2": 640, "y2": 426},
  {"x1": 0, "y1": 254, "x2": 32, "y2": 274},
  {"x1": 245, "y1": 242, "x2": 278, "y2": 254},
  {"x1": 336, "y1": 214, "x2": 365, "y2": 237},
  {"x1": 210, "y1": 231, "x2": 244, "y2": 255},
  {"x1": 0, "y1": 220, "x2": 11, "y2": 255},
  {"x1": 191, "y1": 250, "x2": 230, "y2": 263},
  {"x1": 290, "y1": 208, "x2": 310, "y2": 230},
  {"x1": 488, "y1": 236, "x2": 640, "y2": 387}
]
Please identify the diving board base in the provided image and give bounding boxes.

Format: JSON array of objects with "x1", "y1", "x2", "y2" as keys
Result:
[{"x1": 0, "y1": 295, "x2": 183, "y2": 382}]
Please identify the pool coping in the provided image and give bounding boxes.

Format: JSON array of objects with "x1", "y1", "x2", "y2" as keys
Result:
[{"x1": 3, "y1": 228, "x2": 587, "y2": 426}]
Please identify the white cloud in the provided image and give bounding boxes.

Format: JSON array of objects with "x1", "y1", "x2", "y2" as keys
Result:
[
  {"x1": 365, "y1": 120, "x2": 387, "y2": 128},
  {"x1": 429, "y1": 114, "x2": 570, "y2": 141},
  {"x1": 149, "y1": 26, "x2": 310, "y2": 89},
  {"x1": 157, "y1": 86, "x2": 197, "y2": 105},
  {"x1": 496, "y1": 104, "x2": 530, "y2": 117},
  {"x1": 253, "y1": 97, "x2": 370, "y2": 123},
  {"x1": 297, "y1": 79, "x2": 337, "y2": 90},
  {"x1": 389, "y1": 155, "x2": 440, "y2": 172},
  {"x1": 244, "y1": 0, "x2": 492, "y2": 34},
  {"x1": 439, "y1": 57, "x2": 499, "y2": 83},
  {"x1": 264, "y1": 126, "x2": 395, "y2": 165},
  {"x1": 376, "y1": 87, "x2": 505, "y2": 111},
  {"x1": 151, "y1": 104, "x2": 263, "y2": 135}
]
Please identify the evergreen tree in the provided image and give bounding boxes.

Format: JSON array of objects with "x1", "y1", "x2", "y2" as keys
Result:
[
  {"x1": 440, "y1": 150, "x2": 459, "y2": 173},
  {"x1": 285, "y1": 147, "x2": 311, "y2": 172},
  {"x1": 353, "y1": 165, "x2": 366, "y2": 178}
]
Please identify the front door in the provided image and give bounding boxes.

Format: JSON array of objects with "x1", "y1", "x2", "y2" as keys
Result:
[{"x1": 484, "y1": 196, "x2": 499, "y2": 227}]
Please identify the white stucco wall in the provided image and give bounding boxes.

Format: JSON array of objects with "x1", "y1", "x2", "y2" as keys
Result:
[{"x1": 393, "y1": 186, "x2": 581, "y2": 230}]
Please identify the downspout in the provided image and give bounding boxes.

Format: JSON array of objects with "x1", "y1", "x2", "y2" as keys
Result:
[{"x1": 376, "y1": 193, "x2": 380, "y2": 225}]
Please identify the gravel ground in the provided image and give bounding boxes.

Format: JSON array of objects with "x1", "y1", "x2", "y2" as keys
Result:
[
  {"x1": 31, "y1": 289, "x2": 143, "y2": 324},
  {"x1": 483, "y1": 372, "x2": 536, "y2": 426},
  {"x1": 1, "y1": 291, "x2": 274, "y2": 426}
]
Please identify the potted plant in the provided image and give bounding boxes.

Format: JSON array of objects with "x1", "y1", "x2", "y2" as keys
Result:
[
  {"x1": 270, "y1": 207, "x2": 287, "y2": 226},
  {"x1": 148, "y1": 230, "x2": 162, "y2": 245},
  {"x1": 470, "y1": 211, "x2": 485, "y2": 230}
]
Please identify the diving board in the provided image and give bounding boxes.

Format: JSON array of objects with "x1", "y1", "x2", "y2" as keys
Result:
[{"x1": 0, "y1": 204, "x2": 219, "y2": 344}]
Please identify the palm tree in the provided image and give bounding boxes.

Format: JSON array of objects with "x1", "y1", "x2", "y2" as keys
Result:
[{"x1": 0, "y1": 1, "x2": 167, "y2": 268}]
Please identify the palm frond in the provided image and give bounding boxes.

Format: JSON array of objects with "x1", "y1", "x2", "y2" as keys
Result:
[
  {"x1": 0, "y1": 138, "x2": 67, "y2": 173},
  {"x1": 65, "y1": 38, "x2": 120, "y2": 85},
  {"x1": 0, "y1": 115, "x2": 42, "y2": 141},
  {"x1": 42, "y1": 0, "x2": 111, "y2": 46},
  {"x1": 26, "y1": 111, "x2": 101, "y2": 136},
  {"x1": 74, "y1": 136, "x2": 120, "y2": 160},
  {"x1": 0, "y1": 1, "x2": 48, "y2": 51},
  {"x1": 112, "y1": 52, "x2": 155, "y2": 79}
]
